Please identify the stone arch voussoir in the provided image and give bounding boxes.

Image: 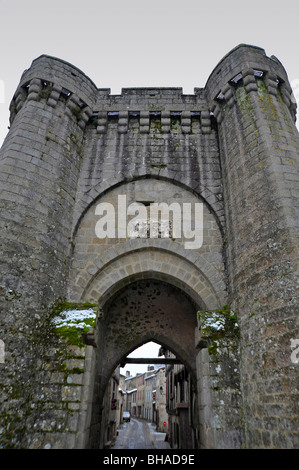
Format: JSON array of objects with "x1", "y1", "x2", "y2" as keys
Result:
[
  {"x1": 77, "y1": 246, "x2": 226, "y2": 310},
  {"x1": 72, "y1": 173, "x2": 225, "y2": 237}
]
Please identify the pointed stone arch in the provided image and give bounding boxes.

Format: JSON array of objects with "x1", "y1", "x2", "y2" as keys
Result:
[
  {"x1": 83, "y1": 277, "x2": 201, "y2": 449},
  {"x1": 68, "y1": 177, "x2": 227, "y2": 308},
  {"x1": 80, "y1": 248, "x2": 224, "y2": 310},
  {"x1": 69, "y1": 176, "x2": 228, "y2": 449}
]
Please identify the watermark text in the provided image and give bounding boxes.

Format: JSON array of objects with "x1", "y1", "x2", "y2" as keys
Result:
[{"x1": 95, "y1": 195, "x2": 203, "y2": 249}]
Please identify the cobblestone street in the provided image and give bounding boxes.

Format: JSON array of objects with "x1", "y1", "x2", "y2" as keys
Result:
[{"x1": 112, "y1": 418, "x2": 170, "y2": 450}]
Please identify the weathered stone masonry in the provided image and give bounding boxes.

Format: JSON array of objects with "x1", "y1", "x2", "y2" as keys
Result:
[{"x1": 0, "y1": 44, "x2": 298, "y2": 448}]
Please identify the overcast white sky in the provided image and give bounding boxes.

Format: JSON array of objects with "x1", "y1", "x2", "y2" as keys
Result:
[
  {"x1": 1, "y1": 0, "x2": 299, "y2": 374},
  {"x1": 122, "y1": 341, "x2": 162, "y2": 377},
  {"x1": 1, "y1": 0, "x2": 299, "y2": 146}
]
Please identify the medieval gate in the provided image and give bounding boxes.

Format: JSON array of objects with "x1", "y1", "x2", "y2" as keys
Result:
[{"x1": 0, "y1": 44, "x2": 298, "y2": 449}]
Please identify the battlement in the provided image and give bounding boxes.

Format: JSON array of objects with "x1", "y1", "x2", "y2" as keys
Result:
[
  {"x1": 9, "y1": 65, "x2": 212, "y2": 134},
  {"x1": 9, "y1": 44, "x2": 297, "y2": 140},
  {"x1": 98, "y1": 87, "x2": 194, "y2": 96}
]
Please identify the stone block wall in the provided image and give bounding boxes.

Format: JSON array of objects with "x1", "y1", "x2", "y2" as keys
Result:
[
  {"x1": 195, "y1": 307, "x2": 243, "y2": 448},
  {"x1": 206, "y1": 44, "x2": 299, "y2": 448},
  {"x1": 0, "y1": 301, "x2": 98, "y2": 449}
]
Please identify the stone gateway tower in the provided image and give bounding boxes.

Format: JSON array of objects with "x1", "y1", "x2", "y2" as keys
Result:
[{"x1": 0, "y1": 44, "x2": 298, "y2": 449}]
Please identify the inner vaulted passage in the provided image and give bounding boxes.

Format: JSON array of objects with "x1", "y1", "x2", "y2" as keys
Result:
[
  {"x1": 85, "y1": 279, "x2": 199, "y2": 448},
  {"x1": 101, "y1": 279, "x2": 199, "y2": 373}
]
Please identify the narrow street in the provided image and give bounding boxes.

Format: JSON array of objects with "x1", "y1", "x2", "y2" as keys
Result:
[{"x1": 112, "y1": 418, "x2": 170, "y2": 449}]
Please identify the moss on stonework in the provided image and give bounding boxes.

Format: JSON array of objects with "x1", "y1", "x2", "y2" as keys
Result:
[
  {"x1": 38, "y1": 86, "x2": 52, "y2": 100},
  {"x1": 151, "y1": 119, "x2": 162, "y2": 134},
  {"x1": 197, "y1": 305, "x2": 239, "y2": 356},
  {"x1": 57, "y1": 362, "x2": 84, "y2": 376},
  {"x1": 72, "y1": 104, "x2": 84, "y2": 122},
  {"x1": 208, "y1": 340, "x2": 219, "y2": 356},
  {"x1": 151, "y1": 162, "x2": 167, "y2": 169},
  {"x1": 257, "y1": 79, "x2": 268, "y2": 95},
  {"x1": 51, "y1": 302, "x2": 98, "y2": 347},
  {"x1": 236, "y1": 87, "x2": 255, "y2": 127}
]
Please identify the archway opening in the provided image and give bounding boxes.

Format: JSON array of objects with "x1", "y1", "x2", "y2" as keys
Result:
[
  {"x1": 101, "y1": 339, "x2": 197, "y2": 450},
  {"x1": 90, "y1": 278, "x2": 202, "y2": 449}
]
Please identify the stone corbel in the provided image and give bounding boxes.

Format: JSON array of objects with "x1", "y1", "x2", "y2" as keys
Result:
[
  {"x1": 81, "y1": 328, "x2": 97, "y2": 348},
  {"x1": 242, "y1": 68, "x2": 258, "y2": 93}
]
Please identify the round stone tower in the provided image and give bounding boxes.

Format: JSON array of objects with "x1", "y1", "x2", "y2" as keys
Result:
[
  {"x1": 0, "y1": 56, "x2": 97, "y2": 447},
  {"x1": 205, "y1": 44, "x2": 299, "y2": 448},
  {"x1": 0, "y1": 56, "x2": 97, "y2": 313}
]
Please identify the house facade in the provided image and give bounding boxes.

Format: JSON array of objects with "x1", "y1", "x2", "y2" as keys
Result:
[{"x1": 164, "y1": 351, "x2": 193, "y2": 448}]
